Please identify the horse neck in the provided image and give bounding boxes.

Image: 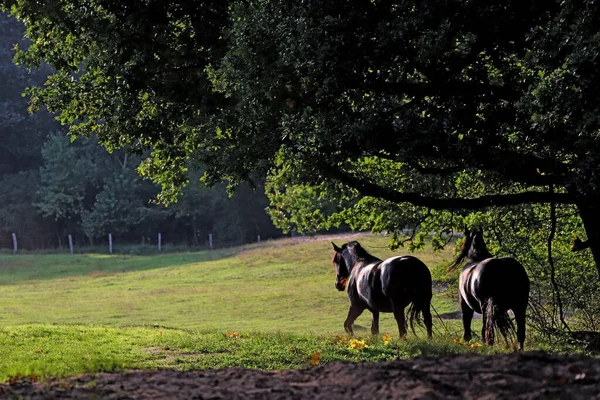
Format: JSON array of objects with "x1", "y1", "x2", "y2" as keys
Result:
[
  {"x1": 361, "y1": 254, "x2": 381, "y2": 267},
  {"x1": 466, "y1": 248, "x2": 492, "y2": 265},
  {"x1": 343, "y1": 253, "x2": 380, "y2": 275}
]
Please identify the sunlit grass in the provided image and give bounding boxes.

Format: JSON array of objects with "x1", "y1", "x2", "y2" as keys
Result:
[
  {"x1": 0, "y1": 324, "x2": 504, "y2": 382},
  {"x1": 0, "y1": 233, "x2": 509, "y2": 381},
  {"x1": 0, "y1": 234, "x2": 457, "y2": 333}
]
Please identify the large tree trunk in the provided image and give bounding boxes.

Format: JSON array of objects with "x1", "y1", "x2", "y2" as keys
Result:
[{"x1": 577, "y1": 199, "x2": 600, "y2": 278}]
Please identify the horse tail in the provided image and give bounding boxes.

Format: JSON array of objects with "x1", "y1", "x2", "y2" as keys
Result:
[
  {"x1": 407, "y1": 296, "x2": 431, "y2": 335},
  {"x1": 484, "y1": 298, "x2": 515, "y2": 346},
  {"x1": 407, "y1": 302, "x2": 420, "y2": 335}
]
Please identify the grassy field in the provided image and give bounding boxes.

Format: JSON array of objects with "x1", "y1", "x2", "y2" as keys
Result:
[
  {"x1": 0, "y1": 233, "x2": 528, "y2": 382},
  {"x1": 0, "y1": 234, "x2": 458, "y2": 332}
]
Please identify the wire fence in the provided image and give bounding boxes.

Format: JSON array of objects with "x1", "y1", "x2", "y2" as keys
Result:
[{"x1": 0, "y1": 231, "x2": 278, "y2": 255}]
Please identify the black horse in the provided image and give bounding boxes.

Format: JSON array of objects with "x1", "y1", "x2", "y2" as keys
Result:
[
  {"x1": 451, "y1": 229, "x2": 530, "y2": 350},
  {"x1": 331, "y1": 241, "x2": 433, "y2": 339}
]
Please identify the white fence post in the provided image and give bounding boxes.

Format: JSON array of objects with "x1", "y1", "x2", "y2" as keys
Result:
[
  {"x1": 11, "y1": 233, "x2": 17, "y2": 254},
  {"x1": 68, "y1": 234, "x2": 74, "y2": 254},
  {"x1": 109, "y1": 233, "x2": 113, "y2": 254},
  {"x1": 158, "y1": 232, "x2": 162, "y2": 251},
  {"x1": 257, "y1": 235, "x2": 261, "y2": 243},
  {"x1": 209, "y1": 233, "x2": 213, "y2": 250}
]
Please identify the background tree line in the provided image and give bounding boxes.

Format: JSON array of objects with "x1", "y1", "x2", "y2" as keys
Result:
[{"x1": 0, "y1": 12, "x2": 282, "y2": 250}]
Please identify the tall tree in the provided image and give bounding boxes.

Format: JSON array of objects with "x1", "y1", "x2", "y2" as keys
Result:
[
  {"x1": 81, "y1": 169, "x2": 146, "y2": 239},
  {"x1": 36, "y1": 133, "x2": 95, "y2": 244},
  {"x1": 2, "y1": 1, "x2": 600, "y2": 274}
]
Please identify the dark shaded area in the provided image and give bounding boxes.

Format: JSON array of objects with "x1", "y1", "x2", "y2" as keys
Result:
[
  {"x1": 0, "y1": 246, "x2": 245, "y2": 285},
  {"x1": 0, "y1": 11, "x2": 283, "y2": 251},
  {"x1": 0, "y1": 12, "x2": 63, "y2": 249},
  {"x1": 1, "y1": 352, "x2": 599, "y2": 399},
  {"x1": 0, "y1": 12, "x2": 60, "y2": 176}
]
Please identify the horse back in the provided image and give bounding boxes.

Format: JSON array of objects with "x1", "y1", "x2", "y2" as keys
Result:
[
  {"x1": 379, "y1": 256, "x2": 432, "y2": 295},
  {"x1": 351, "y1": 255, "x2": 432, "y2": 312},
  {"x1": 472, "y1": 257, "x2": 530, "y2": 304}
]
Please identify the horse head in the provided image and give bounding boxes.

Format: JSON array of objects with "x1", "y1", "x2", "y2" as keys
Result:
[
  {"x1": 331, "y1": 241, "x2": 373, "y2": 290},
  {"x1": 451, "y1": 227, "x2": 492, "y2": 269},
  {"x1": 332, "y1": 242, "x2": 349, "y2": 291},
  {"x1": 466, "y1": 228, "x2": 492, "y2": 263}
]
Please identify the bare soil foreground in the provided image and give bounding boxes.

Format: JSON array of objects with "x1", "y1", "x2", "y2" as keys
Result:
[{"x1": 1, "y1": 351, "x2": 600, "y2": 399}]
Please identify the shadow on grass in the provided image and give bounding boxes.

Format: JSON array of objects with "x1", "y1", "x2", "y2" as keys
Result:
[{"x1": 0, "y1": 246, "x2": 247, "y2": 285}]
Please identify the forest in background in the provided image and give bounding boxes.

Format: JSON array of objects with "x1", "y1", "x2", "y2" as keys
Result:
[{"x1": 0, "y1": 12, "x2": 283, "y2": 250}]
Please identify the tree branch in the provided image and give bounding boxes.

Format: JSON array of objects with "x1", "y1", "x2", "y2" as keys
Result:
[
  {"x1": 326, "y1": 166, "x2": 575, "y2": 210},
  {"x1": 334, "y1": 120, "x2": 570, "y2": 188},
  {"x1": 468, "y1": 145, "x2": 570, "y2": 187}
]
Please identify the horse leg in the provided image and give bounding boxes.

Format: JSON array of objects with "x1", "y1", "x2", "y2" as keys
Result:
[
  {"x1": 392, "y1": 303, "x2": 407, "y2": 339},
  {"x1": 344, "y1": 305, "x2": 364, "y2": 336},
  {"x1": 513, "y1": 306, "x2": 527, "y2": 351},
  {"x1": 370, "y1": 311, "x2": 380, "y2": 335},
  {"x1": 460, "y1": 296, "x2": 474, "y2": 341},
  {"x1": 422, "y1": 304, "x2": 433, "y2": 339}
]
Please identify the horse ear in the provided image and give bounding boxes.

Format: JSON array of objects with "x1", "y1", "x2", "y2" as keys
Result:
[
  {"x1": 463, "y1": 225, "x2": 470, "y2": 237},
  {"x1": 332, "y1": 242, "x2": 341, "y2": 252}
]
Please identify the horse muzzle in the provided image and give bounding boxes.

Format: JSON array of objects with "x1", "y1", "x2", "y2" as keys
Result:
[{"x1": 335, "y1": 278, "x2": 347, "y2": 291}]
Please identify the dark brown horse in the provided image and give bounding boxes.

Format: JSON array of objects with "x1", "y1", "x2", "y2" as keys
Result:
[
  {"x1": 451, "y1": 228, "x2": 530, "y2": 350},
  {"x1": 331, "y1": 241, "x2": 433, "y2": 339}
]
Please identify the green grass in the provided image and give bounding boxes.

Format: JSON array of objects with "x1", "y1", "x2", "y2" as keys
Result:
[
  {"x1": 0, "y1": 324, "x2": 505, "y2": 382},
  {"x1": 0, "y1": 233, "x2": 512, "y2": 382},
  {"x1": 0, "y1": 234, "x2": 457, "y2": 332}
]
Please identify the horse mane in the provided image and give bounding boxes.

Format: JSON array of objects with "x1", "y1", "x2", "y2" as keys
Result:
[
  {"x1": 332, "y1": 241, "x2": 380, "y2": 275},
  {"x1": 449, "y1": 229, "x2": 493, "y2": 270},
  {"x1": 449, "y1": 234, "x2": 472, "y2": 271},
  {"x1": 469, "y1": 230, "x2": 493, "y2": 261},
  {"x1": 348, "y1": 241, "x2": 371, "y2": 259},
  {"x1": 345, "y1": 241, "x2": 379, "y2": 266}
]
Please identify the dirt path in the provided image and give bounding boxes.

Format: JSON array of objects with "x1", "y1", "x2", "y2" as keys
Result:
[{"x1": 1, "y1": 351, "x2": 599, "y2": 399}]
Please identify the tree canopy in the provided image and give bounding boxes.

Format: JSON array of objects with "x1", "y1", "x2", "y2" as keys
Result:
[{"x1": 2, "y1": 0, "x2": 600, "y2": 275}]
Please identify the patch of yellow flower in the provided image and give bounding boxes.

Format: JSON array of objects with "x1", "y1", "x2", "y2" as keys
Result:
[
  {"x1": 383, "y1": 333, "x2": 392, "y2": 346},
  {"x1": 453, "y1": 338, "x2": 483, "y2": 348},
  {"x1": 309, "y1": 352, "x2": 321, "y2": 366},
  {"x1": 348, "y1": 339, "x2": 369, "y2": 350},
  {"x1": 223, "y1": 331, "x2": 242, "y2": 338}
]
